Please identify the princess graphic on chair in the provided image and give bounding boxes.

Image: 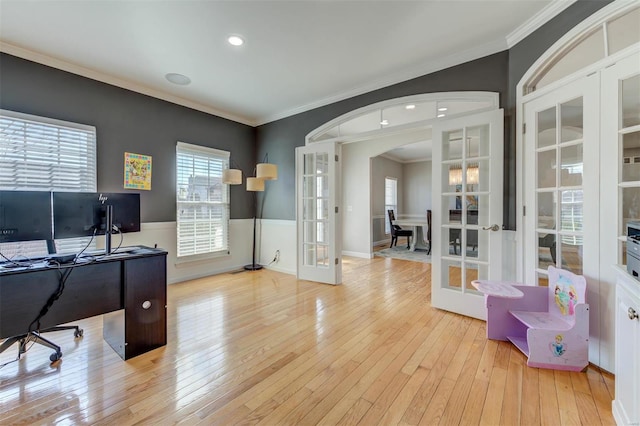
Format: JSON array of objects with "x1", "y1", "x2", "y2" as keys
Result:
[{"x1": 550, "y1": 334, "x2": 566, "y2": 357}]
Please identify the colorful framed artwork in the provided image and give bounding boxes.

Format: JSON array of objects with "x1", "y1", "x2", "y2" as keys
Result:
[{"x1": 124, "y1": 152, "x2": 152, "y2": 190}]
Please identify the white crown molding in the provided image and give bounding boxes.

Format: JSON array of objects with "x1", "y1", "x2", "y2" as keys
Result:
[
  {"x1": 506, "y1": 0, "x2": 578, "y2": 48},
  {"x1": 256, "y1": 38, "x2": 509, "y2": 125},
  {"x1": 0, "y1": 42, "x2": 256, "y2": 127},
  {"x1": 1, "y1": 0, "x2": 574, "y2": 129},
  {"x1": 380, "y1": 153, "x2": 431, "y2": 164}
]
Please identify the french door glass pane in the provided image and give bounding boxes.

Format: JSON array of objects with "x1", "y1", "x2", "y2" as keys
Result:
[
  {"x1": 560, "y1": 189, "x2": 583, "y2": 232},
  {"x1": 443, "y1": 129, "x2": 463, "y2": 161},
  {"x1": 538, "y1": 231, "x2": 556, "y2": 270},
  {"x1": 537, "y1": 192, "x2": 556, "y2": 229},
  {"x1": 537, "y1": 149, "x2": 556, "y2": 188},
  {"x1": 560, "y1": 240, "x2": 583, "y2": 275},
  {"x1": 466, "y1": 230, "x2": 479, "y2": 259},
  {"x1": 304, "y1": 154, "x2": 314, "y2": 174},
  {"x1": 622, "y1": 75, "x2": 640, "y2": 128},
  {"x1": 317, "y1": 245, "x2": 329, "y2": 266},
  {"x1": 448, "y1": 228, "x2": 461, "y2": 256},
  {"x1": 464, "y1": 263, "x2": 480, "y2": 290},
  {"x1": 622, "y1": 187, "x2": 640, "y2": 232},
  {"x1": 560, "y1": 98, "x2": 583, "y2": 142},
  {"x1": 621, "y1": 131, "x2": 640, "y2": 182},
  {"x1": 467, "y1": 124, "x2": 490, "y2": 157},
  {"x1": 445, "y1": 261, "x2": 462, "y2": 290},
  {"x1": 560, "y1": 145, "x2": 583, "y2": 186},
  {"x1": 537, "y1": 107, "x2": 556, "y2": 148}
]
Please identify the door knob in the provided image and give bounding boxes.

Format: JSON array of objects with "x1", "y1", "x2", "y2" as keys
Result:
[
  {"x1": 629, "y1": 307, "x2": 639, "y2": 320},
  {"x1": 482, "y1": 224, "x2": 500, "y2": 231}
]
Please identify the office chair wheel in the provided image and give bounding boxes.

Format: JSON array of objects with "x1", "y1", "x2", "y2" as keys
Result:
[
  {"x1": 74, "y1": 329, "x2": 83, "y2": 338},
  {"x1": 50, "y1": 351, "x2": 62, "y2": 362}
]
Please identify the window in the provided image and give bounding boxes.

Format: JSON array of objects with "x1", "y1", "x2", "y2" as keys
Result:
[
  {"x1": 385, "y1": 177, "x2": 398, "y2": 234},
  {"x1": 0, "y1": 109, "x2": 97, "y2": 257},
  {"x1": 176, "y1": 142, "x2": 230, "y2": 258}
]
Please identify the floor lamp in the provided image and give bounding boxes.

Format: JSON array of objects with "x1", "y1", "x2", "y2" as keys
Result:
[{"x1": 222, "y1": 155, "x2": 278, "y2": 271}]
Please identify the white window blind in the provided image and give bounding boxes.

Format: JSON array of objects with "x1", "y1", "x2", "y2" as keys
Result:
[
  {"x1": 385, "y1": 177, "x2": 398, "y2": 234},
  {"x1": 0, "y1": 109, "x2": 97, "y2": 257},
  {"x1": 176, "y1": 142, "x2": 230, "y2": 258}
]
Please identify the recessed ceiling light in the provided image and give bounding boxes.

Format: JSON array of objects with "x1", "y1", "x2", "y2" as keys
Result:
[
  {"x1": 380, "y1": 119, "x2": 389, "y2": 126},
  {"x1": 438, "y1": 107, "x2": 448, "y2": 112},
  {"x1": 437, "y1": 113, "x2": 446, "y2": 118},
  {"x1": 165, "y1": 73, "x2": 191, "y2": 85},
  {"x1": 228, "y1": 35, "x2": 244, "y2": 46},
  {"x1": 405, "y1": 104, "x2": 416, "y2": 110}
]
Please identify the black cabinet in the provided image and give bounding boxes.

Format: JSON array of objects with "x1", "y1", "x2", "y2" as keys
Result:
[{"x1": 103, "y1": 254, "x2": 167, "y2": 359}]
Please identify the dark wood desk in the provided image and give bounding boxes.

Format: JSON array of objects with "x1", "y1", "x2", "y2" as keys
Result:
[{"x1": 0, "y1": 247, "x2": 167, "y2": 360}]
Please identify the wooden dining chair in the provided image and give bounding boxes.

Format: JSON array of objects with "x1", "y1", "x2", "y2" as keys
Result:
[{"x1": 387, "y1": 209, "x2": 412, "y2": 249}]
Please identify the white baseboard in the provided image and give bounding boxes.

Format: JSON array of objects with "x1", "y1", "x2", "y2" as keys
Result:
[{"x1": 342, "y1": 250, "x2": 373, "y2": 259}]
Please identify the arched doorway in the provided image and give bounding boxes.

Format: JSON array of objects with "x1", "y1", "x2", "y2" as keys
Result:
[{"x1": 299, "y1": 92, "x2": 504, "y2": 320}]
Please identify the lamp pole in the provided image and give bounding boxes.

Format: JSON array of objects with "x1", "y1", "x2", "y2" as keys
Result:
[{"x1": 244, "y1": 192, "x2": 262, "y2": 270}]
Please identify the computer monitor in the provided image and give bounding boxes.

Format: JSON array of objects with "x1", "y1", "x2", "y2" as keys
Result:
[
  {"x1": 52, "y1": 192, "x2": 140, "y2": 239},
  {"x1": 0, "y1": 190, "x2": 53, "y2": 243}
]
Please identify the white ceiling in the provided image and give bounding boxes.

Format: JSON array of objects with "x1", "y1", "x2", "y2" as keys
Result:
[{"x1": 0, "y1": 1, "x2": 574, "y2": 126}]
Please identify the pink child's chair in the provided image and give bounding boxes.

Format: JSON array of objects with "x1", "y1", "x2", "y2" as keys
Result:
[{"x1": 483, "y1": 266, "x2": 589, "y2": 371}]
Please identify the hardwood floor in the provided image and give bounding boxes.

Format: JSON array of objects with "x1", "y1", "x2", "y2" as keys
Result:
[{"x1": 0, "y1": 256, "x2": 615, "y2": 425}]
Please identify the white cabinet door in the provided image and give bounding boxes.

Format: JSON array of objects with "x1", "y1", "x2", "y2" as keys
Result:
[{"x1": 613, "y1": 270, "x2": 640, "y2": 426}]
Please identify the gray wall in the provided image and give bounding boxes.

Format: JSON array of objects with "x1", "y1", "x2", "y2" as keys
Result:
[
  {"x1": 257, "y1": 51, "x2": 509, "y2": 221},
  {"x1": 0, "y1": 0, "x2": 611, "y2": 226},
  {"x1": 0, "y1": 53, "x2": 256, "y2": 222},
  {"x1": 403, "y1": 161, "x2": 431, "y2": 215},
  {"x1": 257, "y1": 0, "x2": 611, "y2": 229}
]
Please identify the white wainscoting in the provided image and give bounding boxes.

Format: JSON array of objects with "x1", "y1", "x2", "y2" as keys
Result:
[
  {"x1": 117, "y1": 220, "x2": 515, "y2": 285},
  {"x1": 257, "y1": 219, "x2": 297, "y2": 275},
  {"x1": 115, "y1": 219, "x2": 297, "y2": 284}
]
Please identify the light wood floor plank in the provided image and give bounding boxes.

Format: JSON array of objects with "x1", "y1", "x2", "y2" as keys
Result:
[{"x1": 0, "y1": 256, "x2": 614, "y2": 425}]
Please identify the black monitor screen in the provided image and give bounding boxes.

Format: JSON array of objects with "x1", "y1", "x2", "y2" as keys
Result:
[
  {"x1": 53, "y1": 192, "x2": 140, "y2": 239},
  {"x1": 0, "y1": 191, "x2": 53, "y2": 243}
]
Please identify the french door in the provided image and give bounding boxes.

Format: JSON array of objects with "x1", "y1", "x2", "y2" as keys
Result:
[
  {"x1": 296, "y1": 142, "x2": 342, "y2": 284},
  {"x1": 431, "y1": 109, "x2": 504, "y2": 320},
  {"x1": 523, "y1": 74, "x2": 600, "y2": 287}
]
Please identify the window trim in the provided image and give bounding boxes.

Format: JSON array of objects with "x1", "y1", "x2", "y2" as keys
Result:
[
  {"x1": 175, "y1": 141, "x2": 231, "y2": 260},
  {"x1": 0, "y1": 109, "x2": 97, "y2": 257}
]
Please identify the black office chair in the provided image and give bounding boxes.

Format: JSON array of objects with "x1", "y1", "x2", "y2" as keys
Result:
[
  {"x1": 388, "y1": 209, "x2": 412, "y2": 249},
  {"x1": 0, "y1": 256, "x2": 83, "y2": 362},
  {"x1": 0, "y1": 325, "x2": 83, "y2": 362}
]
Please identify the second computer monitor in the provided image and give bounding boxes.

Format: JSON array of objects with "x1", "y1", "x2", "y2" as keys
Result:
[{"x1": 52, "y1": 192, "x2": 140, "y2": 239}]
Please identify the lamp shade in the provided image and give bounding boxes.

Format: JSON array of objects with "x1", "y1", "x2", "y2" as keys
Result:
[
  {"x1": 247, "y1": 177, "x2": 265, "y2": 191},
  {"x1": 222, "y1": 168, "x2": 242, "y2": 185},
  {"x1": 256, "y1": 163, "x2": 278, "y2": 180}
]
